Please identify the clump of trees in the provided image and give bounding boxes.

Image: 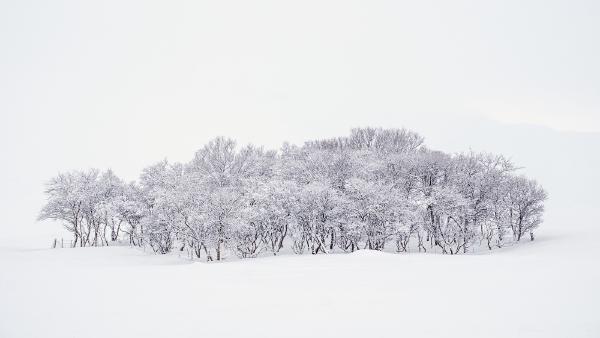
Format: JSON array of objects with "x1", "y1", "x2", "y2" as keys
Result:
[{"x1": 39, "y1": 128, "x2": 547, "y2": 260}]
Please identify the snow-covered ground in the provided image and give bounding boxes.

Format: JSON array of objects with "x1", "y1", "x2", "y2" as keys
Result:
[{"x1": 1, "y1": 207, "x2": 598, "y2": 338}]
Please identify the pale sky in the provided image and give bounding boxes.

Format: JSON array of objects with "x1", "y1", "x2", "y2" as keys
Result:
[
  {"x1": 2, "y1": 0, "x2": 599, "y2": 133},
  {"x1": 0, "y1": 0, "x2": 599, "y2": 236}
]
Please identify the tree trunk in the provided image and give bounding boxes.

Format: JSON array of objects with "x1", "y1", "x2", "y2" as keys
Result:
[
  {"x1": 216, "y1": 242, "x2": 221, "y2": 261},
  {"x1": 329, "y1": 231, "x2": 335, "y2": 250}
]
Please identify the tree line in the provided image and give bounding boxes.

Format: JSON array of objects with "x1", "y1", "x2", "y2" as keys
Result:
[{"x1": 39, "y1": 127, "x2": 547, "y2": 260}]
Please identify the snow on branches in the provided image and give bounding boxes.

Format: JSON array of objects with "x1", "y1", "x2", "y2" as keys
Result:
[{"x1": 39, "y1": 128, "x2": 547, "y2": 260}]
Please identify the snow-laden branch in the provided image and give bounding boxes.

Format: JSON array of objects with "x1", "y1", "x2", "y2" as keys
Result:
[{"x1": 38, "y1": 127, "x2": 547, "y2": 260}]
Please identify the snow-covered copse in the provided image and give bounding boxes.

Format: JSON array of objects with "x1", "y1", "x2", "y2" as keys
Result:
[{"x1": 38, "y1": 127, "x2": 547, "y2": 260}]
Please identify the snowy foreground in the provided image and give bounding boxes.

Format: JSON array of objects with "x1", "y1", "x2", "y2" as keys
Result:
[{"x1": 1, "y1": 216, "x2": 599, "y2": 338}]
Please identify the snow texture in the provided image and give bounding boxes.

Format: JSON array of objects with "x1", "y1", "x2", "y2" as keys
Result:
[{"x1": 1, "y1": 208, "x2": 599, "y2": 338}]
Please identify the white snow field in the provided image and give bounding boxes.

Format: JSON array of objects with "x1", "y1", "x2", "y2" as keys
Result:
[{"x1": 1, "y1": 208, "x2": 599, "y2": 338}]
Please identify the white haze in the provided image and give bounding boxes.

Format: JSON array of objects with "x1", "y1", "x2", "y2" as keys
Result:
[
  {"x1": 0, "y1": 1, "x2": 599, "y2": 337},
  {"x1": 1, "y1": 0, "x2": 600, "y2": 239}
]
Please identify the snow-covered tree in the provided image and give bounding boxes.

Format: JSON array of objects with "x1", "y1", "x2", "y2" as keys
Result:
[
  {"x1": 506, "y1": 176, "x2": 547, "y2": 241},
  {"x1": 39, "y1": 128, "x2": 548, "y2": 259},
  {"x1": 39, "y1": 171, "x2": 88, "y2": 247}
]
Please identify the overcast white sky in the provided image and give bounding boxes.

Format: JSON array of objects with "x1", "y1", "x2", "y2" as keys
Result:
[{"x1": 0, "y1": 0, "x2": 599, "y2": 236}]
